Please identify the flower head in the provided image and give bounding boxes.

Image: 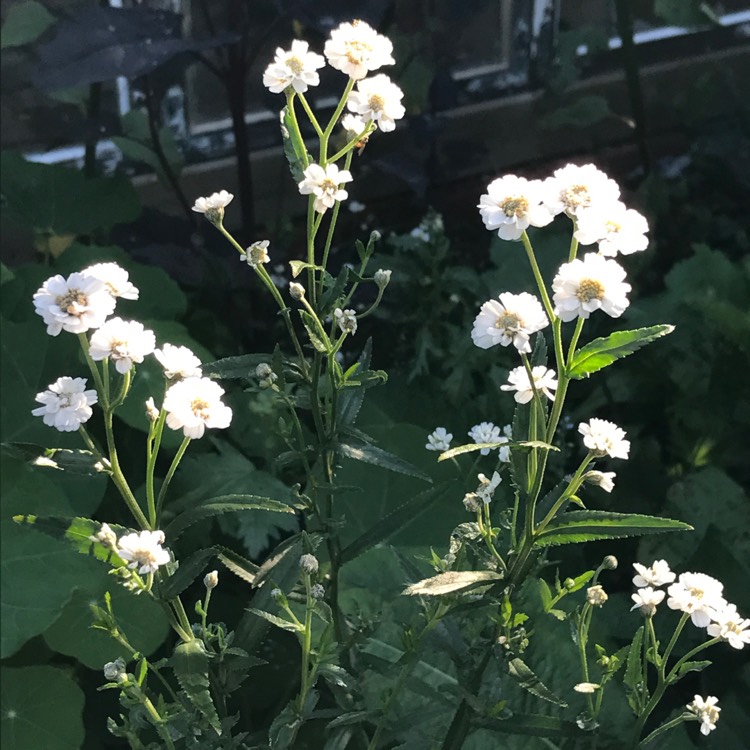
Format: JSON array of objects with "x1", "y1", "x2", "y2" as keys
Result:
[
  {"x1": 587, "y1": 585, "x2": 608, "y2": 607},
  {"x1": 574, "y1": 682, "x2": 600, "y2": 694},
  {"x1": 476, "y1": 471, "x2": 501, "y2": 504},
  {"x1": 334, "y1": 307, "x2": 357, "y2": 335},
  {"x1": 630, "y1": 586, "x2": 665, "y2": 617},
  {"x1": 552, "y1": 253, "x2": 631, "y2": 321},
  {"x1": 471, "y1": 292, "x2": 548, "y2": 353},
  {"x1": 667, "y1": 572, "x2": 726, "y2": 628},
  {"x1": 478, "y1": 175, "x2": 555, "y2": 240},
  {"x1": 543, "y1": 163, "x2": 621, "y2": 218},
  {"x1": 298, "y1": 163, "x2": 353, "y2": 214},
  {"x1": 256, "y1": 363, "x2": 278, "y2": 389},
  {"x1": 426, "y1": 427, "x2": 452, "y2": 452},
  {"x1": 341, "y1": 113, "x2": 373, "y2": 146},
  {"x1": 324, "y1": 20, "x2": 395, "y2": 80},
  {"x1": 574, "y1": 201, "x2": 649, "y2": 257},
  {"x1": 163, "y1": 377, "x2": 233, "y2": 439},
  {"x1": 243, "y1": 240, "x2": 271, "y2": 269},
  {"x1": 578, "y1": 418, "x2": 630, "y2": 459},
  {"x1": 32, "y1": 376, "x2": 97, "y2": 432},
  {"x1": 83, "y1": 262, "x2": 139, "y2": 300},
  {"x1": 299, "y1": 554, "x2": 319, "y2": 575},
  {"x1": 497, "y1": 424, "x2": 513, "y2": 463},
  {"x1": 583, "y1": 470, "x2": 616, "y2": 493},
  {"x1": 153, "y1": 343, "x2": 202, "y2": 381},
  {"x1": 706, "y1": 603, "x2": 750, "y2": 649},
  {"x1": 687, "y1": 695, "x2": 720, "y2": 736},
  {"x1": 263, "y1": 39, "x2": 325, "y2": 94},
  {"x1": 468, "y1": 422, "x2": 501, "y2": 455},
  {"x1": 632, "y1": 559, "x2": 676, "y2": 588},
  {"x1": 33, "y1": 272, "x2": 116, "y2": 336},
  {"x1": 346, "y1": 74, "x2": 405, "y2": 133},
  {"x1": 192, "y1": 191, "x2": 233, "y2": 224},
  {"x1": 117, "y1": 530, "x2": 170, "y2": 575},
  {"x1": 89, "y1": 318, "x2": 156, "y2": 374},
  {"x1": 501, "y1": 365, "x2": 558, "y2": 404},
  {"x1": 103, "y1": 657, "x2": 127, "y2": 683}
]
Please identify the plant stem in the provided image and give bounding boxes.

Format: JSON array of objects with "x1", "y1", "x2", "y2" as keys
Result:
[
  {"x1": 146, "y1": 410, "x2": 167, "y2": 527},
  {"x1": 156, "y1": 436, "x2": 191, "y2": 519},
  {"x1": 320, "y1": 79, "x2": 355, "y2": 162},
  {"x1": 296, "y1": 577, "x2": 315, "y2": 713}
]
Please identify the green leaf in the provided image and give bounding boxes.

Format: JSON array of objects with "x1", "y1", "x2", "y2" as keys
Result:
[
  {"x1": 300, "y1": 310, "x2": 332, "y2": 353},
  {"x1": 474, "y1": 713, "x2": 583, "y2": 738},
  {"x1": 217, "y1": 547, "x2": 259, "y2": 586},
  {"x1": 624, "y1": 626, "x2": 644, "y2": 713},
  {"x1": 158, "y1": 548, "x2": 217, "y2": 600},
  {"x1": 171, "y1": 639, "x2": 221, "y2": 734},
  {"x1": 655, "y1": 0, "x2": 719, "y2": 26},
  {"x1": 289, "y1": 260, "x2": 325, "y2": 278},
  {"x1": 338, "y1": 339, "x2": 373, "y2": 428},
  {"x1": 338, "y1": 440, "x2": 432, "y2": 482},
  {"x1": 1, "y1": 1, "x2": 55, "y2": 49},
  {"x1": 507, "y1": 657, "x2": 568, "y2": 707},
  {"x1": 535, "y1": 511, "x2": 692, "y2": 547},
  {"x1": 1, "y1": 442, "x2": 108, "y2": 475},
  {"x1": 438, "y1": 440, "x2": 556, "y2": 462},
  {"x1": 202, "y1": 353, "x2": 273, "y2": 379},
  {"x1": 0, "y1": 666, "x2": 84, "y2": 749},
  {"x1": 674, "y1": 660, "x2": 711, "y2": 679},
  {"x1": 246, "y1": 608, "x2": 302, "y2": 633},
  {"x1": 165, "y1": 495, "x2": 295, "y2": 541},
  {"x1": 402, "y1": 570, "x2": 504, "y2": 596},
  {"x1": 567, "y1": 325, "x2": 675, "y2": 379},
  {"x1": 281, "y1": 105, "x2": 312, "y2": 183}
]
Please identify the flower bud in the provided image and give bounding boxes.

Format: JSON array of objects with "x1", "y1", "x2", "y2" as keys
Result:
[
  {"x1": 270, "y1": 587, "x2": 285, "y2": 603},
  {"x1": 204, "y1": 570, "x2": 219, "y2": 590},
  {"x1": 584, "y1": 470, "x2": 616, "y2": 493},
  {"x1": 103, "y1": 657, "x2": 127, "y2": 682},
  {"x1": 311, "y1": 583, "x2": 325, "y2": 599},
  {"x1": 299, "y1": 553, "x2": 319, "y2": 575},
  {"x1": 145, "y1": 397, "x2": 159, "y2": 423},
  {"x1": 255, "y1": 362, "x2": 278, "y2": 389},
  {"x1": 564, "y1": 577, "x2": 576, "y2": 591},
  {"x1": 90, "y1": 522, "x2": 118, "y2": 549},
  {"x1": 374, "y1": 268, "x2": 392, "y2": 290},
  {"x1": 586, "y1": 584, "x2": 608, "y2": 607},
  {"x1": 602, "y1": 555, "x2": 618, "y2": 571},
  {"x1": 369, "y1": 230, "x2": 381, "y2": 243},
  {"x1": 289, "y1": 282, "x2": 305, "y2": 300},
  {"x1": 463, "y1": 492, "x2": 483, "y2": 513}
]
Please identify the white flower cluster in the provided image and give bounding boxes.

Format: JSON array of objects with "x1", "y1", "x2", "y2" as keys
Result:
[
  {"x1": 468, "y1": 421, "x2": 513, "y2": 461},
  {"x1": 89, "y1": 522, "x2": 171, "y2": 577},
  {"x1": 687, "y1": 695, "x2": 721, "y2": 736}
]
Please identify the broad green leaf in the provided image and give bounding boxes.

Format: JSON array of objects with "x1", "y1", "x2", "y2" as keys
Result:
[
  {"x1": 473, "y1": 713, "x2": 583, "y2": 738},
  {"x1": 507, "y1": 657, "x2": 568, "y2": 707},
  {"x1": 246, "y1": 608, "x2": 302, "y2": 633},
  {"x1": 202, "y1": 353, "x2": 273, "y2": 379},
  {"x1": 2, "y1": 442, "x2": 108, "y2": 475},
  {"x1": 164, "y1": 495, "x2": 296, "y2": 541},
  {"x1": 0, "y1": 666, "x2": 84, "y2": 749},
  {"x1": 338, "y1": 440, "x2": 432, "y2": 482},
  {"x1": 158, "y1": 547, "x2": 218, "y2": 600},
  {"x1": 567, "y1": 325, "x2": 675, "y2": 379},
  {"x1": 1, "y1": 1, "x2": 55, "y2": 50},
  {"x1": 403, "y1": 570, "x2": 504, "y2": 596},
  {"x1": 172, "y1": 639, "x2": 221, "y2": 734},
  {"x1": 535, "y1": 511, "x2": 692, "y2": 547}
]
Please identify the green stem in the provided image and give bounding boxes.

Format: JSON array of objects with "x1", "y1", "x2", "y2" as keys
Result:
[
  {"x1": 78, "y1": 425, "x2": 105, "y2": 463},
  {"x1": 567, "y1": 317, "x2": 585, "y2": 368},
  {"x1": 109, "y1": 368, "x2": 132, "y2": 410},
  {"x1": 146, "y1": 410, "x2": 167, "y2": 527},
  {"x1": 142, "y1": 695, "x2": 176, "y2": 750},
  {"x1": 320, "y1": 78, "x2": 355, "y2": 162},
  {"x1": 520, "y1": 231, "x2": 555, "y2": 322},
  {"x1": 296, "y1": 577, "x2": 315, "y2": 712},
  {"x1": 297, "y1": 92, "x2": 324, "y2": 137},
  {"x1": 156, "y1": 436, "x2": 190, "y2": 520},
  {"x1": 536, "y1": 452, "x2": 594, "y2": 531},
  {"x1": 284, "y1": 92, "x2": 310, "y2": 169},
  {"x1": 666, "y1": 637, "x2": 720, "y2": 682},
  {"x1": 78, "y1": 333, "x2": 107, "y2": 406},
  {"x1": 640, "y1": 714, "x2": 690, "y2": 746},
  {"x1": 568, "y1": 233, "x2": 580, "y2": 263}
]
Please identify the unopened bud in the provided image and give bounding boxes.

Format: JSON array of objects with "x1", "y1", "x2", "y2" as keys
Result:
[
  {"x1": 91, "y1": 522, "x2": 118, "y2": 549},
  {"x1": 374, "y1": 268, "x2": 392, "y2": 290},
  {"x1": 145, "y1": 397, "x2": 159, "y2": 423},
  {"x1": 564, "y1": 578, "x2": 576, "y2": 591},
  {"x1": 270, "y1": 587, "x2": 285, "y2": 603},
  {"x1": 311, "y1": 583, "x2": 325, "y2": 599},
  {"x1": 584, "y1": 470, "x2": 616, "y2": 493},
  {"x1": 289, "y1": 282, "x2": 305, "y2": 300},
  {"x1": 602, "y1": 555, "x2": 618, "y2": 571},
  {"x1": 204, "y1": 570, "x2": 219, "y2": 590},
  {"x1": 586, "y1": 585, "x2": 608, "y2": 607},
  {"x1": 103, "y1": 657, "x2": 127, "y2": 682},
  {"x1": 369, "y1": 230, "x2": 381, "y2": 243},
  {"x1": 299, "y1": 554, "x2": 319, "y2": 575}
]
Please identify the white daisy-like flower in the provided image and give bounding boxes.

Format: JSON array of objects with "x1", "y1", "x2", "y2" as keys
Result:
[
  {"x1": 262, "y1": 39, "x2": 325, "y2": 94},
  {"x1": 501, "y1": 365, "x2": 558, "y2": 404},
  {"x1": 497, "y1": 424, "x2": 513, "y2": 463},
  {"x1": 346, "y1": 74, "x2": 405, "y2": 133},
  {"x1": 163, "y1": 376, "x2": 233, "y2": 439},
  {"x1": 89, "y1": 318, "x2": 156, "y2": 374},
  {"x1": 478, "y1": 175, "x2": 555, "y2": 241},
  {"x1": 192, "y1": 190, "x2": 233, "y2": 222},
  {"x1": 543, "y1": 163, "x2": 621, "y2": 218},
  {"x1": 33, "y1": 272, "x2": 116, "y2": 336},
  {"x1": 153, "y1": 343, "x2": 202, "y2": 381},
  {"x1": 687, "y1": 695, "x2": 720, "y2": 736},
  {"x1": 426, "y1": 427, "x2": 452, "y2": 452},
  {"x1": 476, "y1": 471, "x2": 501, "y2": 504},
  {"x1": 574, "y1": 201, "x2": 649, "y2": 257},
  {"x1": 706, "y1": 603, "x2": 750, "y2": 649},
  {"x1": 341, "y1": 113, "x2": 373, "y2": 145},
  {"x1": 32, "y1": 376, "x2": 97, "y2": 432},
  {"x1": 471, "y1": 292, "x2": 548, "y2": 353},
  {"x1": 630, "y1": 586, "x2": 666, "y2": 617},
  {"x1": 632, "y1": 559, "x2": 676, "y2": 588},
  {"x1": 578, "y1": 418, "x2": 630, "y2": 459},
  {"x1": 83, "y1": 262, "x2": 139, "y2": 300},
  {"x1": 117, "y1": 530, "x2": 171, "y2": 575},
  {"x1": 324, "y1": 19, "x2": 395, "y2": 80},
  {"x1": 468, "y1": 422, "x2": 501, "y2": 456},
  {"x1": 242, "y1": 240, "x2": 271, "y2": 269},
  {"x1": 298, "y1": 163, "x2": 353, "y2": 214},
  {"x1": 552, "y1": 253, "x2": 631, "y2": 321},
  {"x1": 667, "y1": 572, "x2": 727, "y2": 628},
  {"x1": 334, "y1": 307, "x2": 357, "y2": 335},
  {"x1": 573, "y1": 683, "x2": 600, "y2": 694},
  {"x1": 583, "y1": 470, "x2": 616, "y2": 492}
]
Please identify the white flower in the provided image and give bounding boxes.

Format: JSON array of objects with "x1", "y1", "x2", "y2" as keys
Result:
[
  {"x1": 426, "y1": 427, "x2": 452, "y2": 452},
  {"x1": 468, "y1": 422, "x2": 501, "y2": 455},
  {"x1": 574, "y1": 682, "x2": 600, "y2": 694},
  {"x1": 346, "y1": 74, "x2": 405, "y2": 133},
  {"x1": 298, "y1": 163, "x2": 353, "y2": 214},
  {"x1": 153, "y1": 343, "x2": 202, "y2": 381},
  {"x1": 687, "y1": 695, "x2": 720, "y2": 736},
  {"x1": 334, "y1": 307, "x2": 357, "y2": 335},
  {"x1": 89, "y1": 318, "x2": 156, "y2": 374},
  {"x1": 117, "y1": 530, "x2": 170, "y2": 575},
  {"x1": 497, "y1": 424, "x2": 513, "y2": 463},
  {"x1": 574, "y1": 201, "x2": 649, "y2": 257},
  {"x1": 583, "y1": 470, "x2": 616, "y2": 492},
  {"x1": 324, "y1": 20, "x2": 395, "y2": 80},
  {"x1": 476, "y1": 471, "x2": 501, "y2": 504},
  {"x1": 243, "y1": 240, "x2": 271, "y2": 269},
  {"x1": 578, "y1": 418, "x2": 630, "y2": 459},
  {"x1": 90, "y1": 522, "x2": 118, "y2": 548},
  {"x1": 262, "y1": 39, "x2": 325, "y2": 94},
  {"x1": 630, "y1": 586, "x2": 666, "y2": 617},
  {"x1": 478, "y1": 175, "x2": 555, "y2": 240},
  {"x1": 552, "y1": 253, "x2": 631, "y2": 322},
  {"x1": 192, "y1": 190, "x2": 233, "y2": 215},
  {"x1": 667, "y1": 572, "x2": 727, "y2": 628},
  {"x1": 471, "y1": 292, "x2": 548, "y2": 353},
  {"x1": 543, "y1": 163, "x2": 621, "y2": 218},
  {"x1": 33, "y1": 272, "x2": 116, "y2": 336},
  {"x1": 706, "y1": 603, "x2": 750, "y2": 649},
  {"x1": 587, "y1": 585, "x2": 608, "y2": 606},
  {"x1": 204, "y1": 570, "x2": 219, "y2": 590},
  {"x1": 501, "y1": 365, "x2": 558, "y2": 404},
  {"x1": 83, "y1": 262, "x2": 139, "y2": 300},
  {"x1": 341, "y1": 113, "x2": 372, "y2": 143},
  {"x1": 32, "y1": 376, "x2": 97, "y2": 432},
  {"x1": 632, "y1": 560, "x2": 676, "y2": 588},
  {"x1": 163, "y1": 376, "x2": 233, "y2": 439}
]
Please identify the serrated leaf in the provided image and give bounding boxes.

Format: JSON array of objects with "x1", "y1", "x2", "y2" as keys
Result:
[
  {"x1": 217, "y1": 548, "x2": 259, "y2": 586},
  {"x1": 567, "y1": 325, "x2": 675, "y2": 379},
  {"x1": 157, "y1": 547, "x2": 217, "y2": 600},
  {"x1": 164, "y1": 495, "x2": 295, "y2": 541},
  {"x1": 201, "y1": 353, "x2": 272, "y2": 379},
  {"x1": 624, "y1": 626, "x2": 644, "y2": 712},
  {"x1": 535, "y1": 511, "x2": 692, "y2": 547},
  {"x1": 507, "y1": 657, "x2": 568, "y2": 707},
  {"x1": 439, "y1": 440, "x2": 556, "y2": 462},
  {"x1": 674, "y1": 660, "x2": 711, "y2": 679},
  {"x1": 338, "y1": 441, "x2": 432, "y2": 482},
  {"x1": 403, "y1": 570, "x2": 504, "y2": 596},
  {"x1": 474, "y1": 713, "x2": 583, "y2": 738},
  {"x1": 246, "y1": 608, "x2": 302, "y2": 633},
  {"x1": 319, "y1": 265, "x2": 349, "y2": 316},
  {"x1": 171, "y1": 639, "x2": 221, "y2": 734},
  {"x1": 338, "y1": 339, "x2": 372, "y2": 428},
  {"x1": 299, "y1": 310, "x2": 332, "y2": 353},
  {"x1": 1, "y1": 442, "x2": 109, "y2": 475}
]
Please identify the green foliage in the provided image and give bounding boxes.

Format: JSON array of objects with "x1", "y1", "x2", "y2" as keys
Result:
[
  {"x1": 0, "y1": 0, "x2": 55, "y2": 49},
  {"x1": 172, "y1": 639, "x2": 222, "y2": 734},
  {"x1": 403, "y1": 570, "x2": 504, "y2": 596},
  {"x1": 507, "y1": 657, "x2": 568, "y2": 707}
]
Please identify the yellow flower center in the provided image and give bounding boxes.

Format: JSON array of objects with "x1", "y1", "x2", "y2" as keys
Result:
[
  {"x1": 501, "y1": 197, "x2": 528, "y2": 217},
  {"x1": 287, "y1": 56, "x2": 304, "y2": 75},
  {"x1": 368, "y1": 93, "x2": 385, "y2": 112},
  {"x1": 605, "y1": 220, "x2": 622, "y2": 234},
  {"x1": 563, "y1": 184, "x2": 591, "y2": 209},
  {"x1": 191, "y1": 398, "x2": 210, "y2": 420},
  {"x1": 321, "y1": 178, "x2": 338, "y2": 194},
  {"x1": 56, "y1": 289, "x2": 87, "y2": 314},
  {"x1": 495, "y1": 312, "x2": 521, "y2": 331},
  {"x1": 576, "y1": 278, "x2": 605, "y2": 302}
]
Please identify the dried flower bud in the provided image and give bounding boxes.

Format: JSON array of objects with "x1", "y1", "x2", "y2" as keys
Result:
[
  {"x1": 204, "y1": 570, "x2": 219, "y2": 590},
  {"x1": 463, "y1": 492, "x2": 483, "y2": 513},
  {"x1": 602, "y1": 555, "x2": 618, "y2": 571},
  {"x1": 374, "y1": 268, "x2": 392, "y2": 290},
  {"x1": 311, "y1": 583, "x2": 325, "y2": 599},
  {"x1": 255, "y1": 362, "x2": 278, "y2": 389},
  {"x1": 299, "y1": 554, "x2": 319, "y2": 575},
  {"x1": 586, "y1": 584, "x2": 608, "y2": 607},
  {"x1": 289, "y1": 282, "x2": 305, "y2": 300},
  {"x1": 145, "y1": 397, "x2": 160, "y2": 423}
]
